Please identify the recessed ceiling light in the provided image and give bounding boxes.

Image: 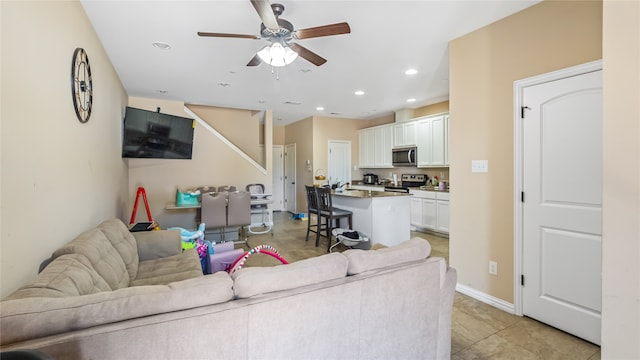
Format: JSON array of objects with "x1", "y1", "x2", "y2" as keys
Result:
[
  {"x1": 354, "y1": 90, "x2": 365, "y2": 96},
  {"x1": 407, "y1": 98, "x2": 416, "y2": 103},
  {"x1": 405, "y1": 69, "x2": 418, "y2": 75},
  {"x1": 152, "y1": 41, "x2": 172, "y2": 50},
  {"x1": 316, "y1": 106, "x2": 325, "y2": 111}
]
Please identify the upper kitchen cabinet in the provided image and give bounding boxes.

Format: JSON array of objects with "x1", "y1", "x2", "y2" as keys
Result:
[
  {"x1": 393, "y1": 121, "x2": 417, "y2": 147},
  {"x1": 417, "y1": 114, "x2": 449, "y2": 167},
  {"x1": 358, "y1": 127, "x2": 375, "y2": 168},
  {"x1": 359, "y1": 124, "x2": 393, "y2": 168}
]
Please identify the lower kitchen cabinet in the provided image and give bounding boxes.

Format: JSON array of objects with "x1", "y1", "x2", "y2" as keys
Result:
[
  {"x1": 436, "y1": 199, "x2": 449, "y2": 233},
  {"x1": 409, "y1": 189, "x2": 449, "y2": 235}
]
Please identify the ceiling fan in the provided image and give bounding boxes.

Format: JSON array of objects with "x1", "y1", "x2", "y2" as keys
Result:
[{"x1": 197, "y1": 0, "x2": 351, "y2": 67}]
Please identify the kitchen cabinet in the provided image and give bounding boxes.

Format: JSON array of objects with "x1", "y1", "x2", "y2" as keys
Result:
[
  {"x1": 358, "y1": 128, "x2": 374, "y2": 168},
  {"x1": 416, "y1": 114, "x2": 448, "y2": 167},
  {"x1": 409, "y1": 189, "x2": 449, "y2": 235},
  {"x1": 358, "y1": 124, "x2": 393, "y2": 168},
  {"x1": 393, "y1": 121, "x2": 417, "y2": 147},
  {"x1": 374, "y1": 125, "x2": 394, "y2": 167}
]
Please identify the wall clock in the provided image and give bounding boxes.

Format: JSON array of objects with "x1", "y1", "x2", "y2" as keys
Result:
[{"x1": 70, "y1": 48, "x2": 93, "y2": 123}]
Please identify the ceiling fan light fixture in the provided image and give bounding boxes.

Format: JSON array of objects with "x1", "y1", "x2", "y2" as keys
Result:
[{"x1": 257, "y1": 43, "x2": 298, "y2": 67}]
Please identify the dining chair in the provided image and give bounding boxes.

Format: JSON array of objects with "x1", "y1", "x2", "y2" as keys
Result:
[
  {"x1": 304, "y1": 185, "x2": 321, "y2": 244},
  {"x1": 315, "y1": 186, "x2": 353, "y2": 251},
  {"x1": 201, "y1": 192, "x2": 228, "y2": 242},
  {"x1": 227, "y1": 191, "x2": 251, "y2": 246}
]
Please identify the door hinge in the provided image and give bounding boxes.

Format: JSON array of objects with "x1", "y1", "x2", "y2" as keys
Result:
[
  {"x1": 521, "y1": 192, "x2": 525, "y2": 202},
  {"x1": 521, "y1": 106, "x2": 531, "y2": 119},
  {"x1": 521, "y1": 275, "x2": 525, "y2": 286}
]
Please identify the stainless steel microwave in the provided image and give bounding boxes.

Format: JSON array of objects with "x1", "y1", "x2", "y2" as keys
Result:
[{"x1": 392, "y1": 146, "x2": 417, "y2": 167}]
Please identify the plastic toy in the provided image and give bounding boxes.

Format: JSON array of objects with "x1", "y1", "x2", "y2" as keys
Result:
[{"x1": 227, "y1": 244, "x2": 288, "y2": 275}]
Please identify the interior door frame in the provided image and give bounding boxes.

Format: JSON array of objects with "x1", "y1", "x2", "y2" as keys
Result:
[
  {"x1": 328, "y1": 140, "x2": 352, "y2": 186},
  {"x1": 513, "y1": 59, "x2": 602, "y2": 316},
  {"x1": 284, "y1": 143, "x2": 297, "y2": 214},
  {"x1": 272, "y1": 145, "x2": 285, "y2": 211}
]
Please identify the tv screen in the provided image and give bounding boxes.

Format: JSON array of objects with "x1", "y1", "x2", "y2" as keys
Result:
[{"x1": 122, "y1": 107, "x2": 195, "y2": 159}]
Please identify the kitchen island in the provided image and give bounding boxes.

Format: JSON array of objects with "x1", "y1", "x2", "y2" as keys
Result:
[{"x1": 332, "y1": 189, "x2": 411, "y2": 247}]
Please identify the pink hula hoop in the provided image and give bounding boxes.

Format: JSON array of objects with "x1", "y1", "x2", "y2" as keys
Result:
[{"x1": 228, "y1": 245, "x2": 288, "y2": 275}]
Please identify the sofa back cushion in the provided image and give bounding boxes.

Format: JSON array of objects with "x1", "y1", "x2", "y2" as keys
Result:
[
  {"x1": 343, "y1": 237, "x2": 432, "y2": 275},
  {"x1": 97, "y1": 219, "x2": 139, "y2": 280},
  {"x1": 52, "y1": 228, "x2": 130, "y2": 290},
  {"x1": 232, "y1": 252, "x2": 348, "y2": 298},
  {"x1": 3, "y1": 254, "x2": 111, "y2": 300},
  {"x1": 1, "y1": 272, "x2": 235, "y2": 345}
]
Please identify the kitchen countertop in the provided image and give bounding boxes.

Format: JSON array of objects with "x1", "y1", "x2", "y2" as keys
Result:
[
  {"x1": 333, "y1": 189, "x2": 412, "y2": 198},
  {"x1": 412, "y1": 186, "x2": 450, "y2": 193}
]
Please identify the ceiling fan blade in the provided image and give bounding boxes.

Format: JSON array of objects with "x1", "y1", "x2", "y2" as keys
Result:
[
  {"x1": 250, "y1": 0, "x2": 279, "y2": 32},
  {"x1": 247, "y1": 54, "x2": 262, "y2": 66},
  {"x1": 290, "y1": 43, "x2": 327, "y2": 66},
  {"x1": 197, "y1": 32, "x2": 259, "y2": 40},
  {"x1": 294, "y1": 22, "x2": 351, "y2": 40}
]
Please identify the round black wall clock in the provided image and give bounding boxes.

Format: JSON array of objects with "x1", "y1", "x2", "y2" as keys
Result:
[{"x1": 70, "y1": 47, "x2": 93, "y2": 123}]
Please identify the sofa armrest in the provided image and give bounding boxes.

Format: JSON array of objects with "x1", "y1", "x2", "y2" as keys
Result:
[{"x1": 133, "y1": 229, "x2": 182, "y2": 261}]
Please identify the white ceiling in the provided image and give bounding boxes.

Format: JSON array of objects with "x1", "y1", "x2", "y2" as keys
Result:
[{"x1": 81, "y1": 0, "x2": 540, "y2": 125}]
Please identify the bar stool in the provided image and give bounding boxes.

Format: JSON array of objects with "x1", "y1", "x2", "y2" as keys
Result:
[
  {"x1": 315, "y1": 187, "x2": 353, "y2": 251},
  {"x1": 304, "y1": 185, "x2": 320, "y2": 243}
]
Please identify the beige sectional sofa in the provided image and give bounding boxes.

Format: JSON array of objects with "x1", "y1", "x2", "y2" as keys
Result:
[{"x1": 1, "y1": 219, "x2": 457, "y2": 360}]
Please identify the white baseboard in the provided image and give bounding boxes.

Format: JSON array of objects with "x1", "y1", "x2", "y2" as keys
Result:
[{"x1": 455, "y1": 283, "x2": 516, "y2": 314}]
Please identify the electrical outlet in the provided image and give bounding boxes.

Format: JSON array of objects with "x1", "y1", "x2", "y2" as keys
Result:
[{"x1": 489, "y1": 261, "x2": 498, "y2": 275}]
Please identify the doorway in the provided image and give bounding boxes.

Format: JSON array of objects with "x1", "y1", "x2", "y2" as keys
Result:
[
  {"x1": 328, "y1": 140, "x2": 351, "y2": 187},
  {"x1": 514, "y1": 60, "x2": 602, "y2": 345},
  {"x1": 284, "y1": 143, "x2": 296, "y2": 213},
  {"x1": 272, "y1": 145, "x2": 284, "y2": 211}
]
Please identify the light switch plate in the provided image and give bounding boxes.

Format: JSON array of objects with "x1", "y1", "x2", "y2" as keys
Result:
[{"x1": 472, "y1": 160, "x2": 488, "y2": 173}]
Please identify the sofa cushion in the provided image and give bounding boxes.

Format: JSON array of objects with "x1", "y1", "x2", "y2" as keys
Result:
[
  {"x1": 3, "y1": 254, "x2": 111, "y2": 300},
  {"x1": 343, "y1": 237, "x2": 432, "y2": 275},
  {"x1": 131, "y1": 249, "x2": 203, "y2": 286},
  {"x1": 133, "y1": 229, "x2": 182, "y2": 261},
  {"x1": 0, "y1": 272, "x2": 234, "y2": 345},
  {"x1": 232, "y1": 252, "x2": 348, "y2": 298},
  {"x1": 52, "y1": 228, "x2": 130, "y2": 290},
  {"x1": 97, "y1": 219, "x2": 140, "y2": 281}
]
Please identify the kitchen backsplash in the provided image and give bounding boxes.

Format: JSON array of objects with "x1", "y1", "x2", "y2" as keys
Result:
[{"x1": 356, "y1": 167, "x2": 450, "y2": 185}]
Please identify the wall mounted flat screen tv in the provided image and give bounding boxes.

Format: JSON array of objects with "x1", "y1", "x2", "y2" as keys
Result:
[{"x1": 122, "y1": 106, "x2": 195, "y2": 159}]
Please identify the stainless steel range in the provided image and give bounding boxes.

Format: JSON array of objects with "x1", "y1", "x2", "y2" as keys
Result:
[{"x1": 384, "y1": 174, "x2": 428, "y2": 193}]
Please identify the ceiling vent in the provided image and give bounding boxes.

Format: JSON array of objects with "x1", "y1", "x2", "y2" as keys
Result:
[{"x1": 284, "y1": 101, "x2": 302, "y2": 106}]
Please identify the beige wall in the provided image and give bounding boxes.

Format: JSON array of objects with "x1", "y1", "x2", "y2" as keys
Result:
[
  {"x1": 273, "y1": 125, "x2": 285, "y2": 145},
  {"x1": 415, "y1": 101, "x2": 450, "y2": 118},
  {"x1": 127, "y1": 97, "x2": 272, "y2": 229},
  {"x1": 1, "y1": 1, "x2": 129, "y2": 297},
  {"x1": 312, "y1": 116, "x2": 364, "y2": 184},
  {"x1": 284, "y1": 118, "x2": 314, "y2": 212},
  {"x1": 449, "y1": 1, "x2": 602, "y2": 302},
  {"x1": 187, "y1": 104, "x2": 263, "y2": 165},
  {"x1": 601, "y1": 0, "x2": 640, "y2": 356}
]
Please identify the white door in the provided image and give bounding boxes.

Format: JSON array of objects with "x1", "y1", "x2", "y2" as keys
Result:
[
  {"x1": 272, "y1": 145, "x2": 284, "y2": 211},
  {"x1": 328, "y1": 140, "x2": 351, "y2": 186},
  {"x1": 522, "y1": 69, "x2": 602, "y2": 344},
  {"x1": 284, "y1": 144, "x2": 296, "y2": 213}
]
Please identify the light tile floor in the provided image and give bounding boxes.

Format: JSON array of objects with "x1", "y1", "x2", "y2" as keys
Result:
[{"x1": 241, "y1": 211, "x2": 601, "y2": 359}]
